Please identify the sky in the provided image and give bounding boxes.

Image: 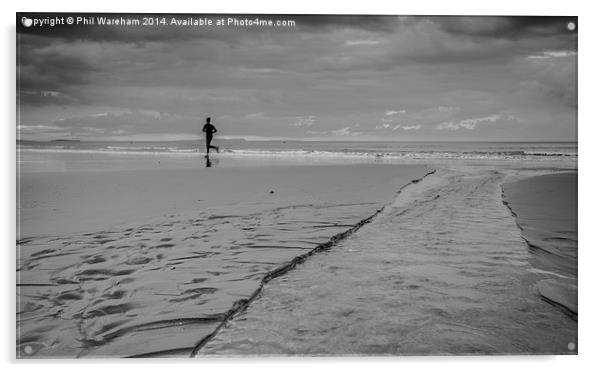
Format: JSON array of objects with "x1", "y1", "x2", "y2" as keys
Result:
[{"x1": 17, "y1": 14, "x2": 577, "y2": 141}]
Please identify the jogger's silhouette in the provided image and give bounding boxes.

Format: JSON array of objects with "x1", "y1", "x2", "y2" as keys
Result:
[{"x1": 202, "y1": 117, "x2": 219, "y2": 156}]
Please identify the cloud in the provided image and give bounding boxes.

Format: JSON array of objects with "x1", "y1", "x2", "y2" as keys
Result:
[
  {"x1": 345, "y1": 40, "x2": 381, "y2": 46},
  {"x1": 422, "y1": 16, "x2": 576, "y2": 40},
  {"x1": 18, "y1": 89, "x2": 80, "y2": 106},
  {"x1": 436, "y1": 114, "x2": 501, "y2": 130},
  {"x1": 307, "y1": 126, "x2": 361, "y2": 137},
  {"x1": 397, "y1": 125, "x2": 421, "y2": 131},
  {"x1": 18, "y1": 40, "x2": 100, "y2": 91},
  {"x1": 380, "y1": 106, "x2": 461, "y2": 130},
  {"x1": 389, "y1": 17, "x2": 577, "y2": 66},
  {"x1": 527, "y1": 50, "x2": 577, "y2": 59},
  {"x1": 19, "y1": 110, "x2": 203, "y2": 138},
  {"x1": 516, "y1": 52, "x2": 577, "y2": 107},
  {"x1": 385, "y1": 110, "x2": 406, "y2": 116},
  {"x1": 289, "y1": 115, "x2": 316, "y2": 127},
  {"x1": 436, "y1": 106, "x2": 458, "y2": 112},
  {"x1": 331, "y1": 127, "x2": 353, "y2": 136},
  {"x1": 243, "y1": 112, "x2": 268, "y2": 120},
  {"x1": 295, "y1": 15, "x2": 400, "y2": 32},
  {"x1": 17, "y1": 124, "x2": 64, "y2": 133}
]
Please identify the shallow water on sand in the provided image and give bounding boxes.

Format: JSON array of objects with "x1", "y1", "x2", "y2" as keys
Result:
[{"x1": 200, "y1": 167, "x2": 577, "y2": 356}]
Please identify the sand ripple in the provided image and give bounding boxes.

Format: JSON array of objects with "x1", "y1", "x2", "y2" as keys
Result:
[{"x1": 17, "y1": 201, "x2": 382, "y2": 357}]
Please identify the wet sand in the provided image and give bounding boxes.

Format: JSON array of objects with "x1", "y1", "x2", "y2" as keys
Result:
[
  {"x1": 17, "y1": 157, "x2": 428, "y2": 358},
  {"x1": 502, "y1": 172, "x2": 577, "y2": 316},
  {"x1": 19, "y1": 159, "x2": 426, "y2": 237},
  {"x1": 199, "y1": 167, "x2": 578, "y2": 356}
]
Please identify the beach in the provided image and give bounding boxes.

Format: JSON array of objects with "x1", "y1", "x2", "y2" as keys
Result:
[
  {"x1": 16, "y1": 142, "x2": 577, "y2": 357},
  {"x1": 17, "y1": 150, "x2": 429, "y2": 357}
]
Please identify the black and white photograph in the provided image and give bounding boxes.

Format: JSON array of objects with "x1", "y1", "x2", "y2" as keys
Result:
[{"x1": 15, "y1": 11, "x2": 578, "y2": 359}]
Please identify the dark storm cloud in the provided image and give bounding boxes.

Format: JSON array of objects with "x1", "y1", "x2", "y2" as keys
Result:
[
  {"x1": 17, "y1": 33, "x2": 100, "y2": 106},
  {"x1": 295, "y1": 15, "x2": 400, "y2": 32},
  {"x1": 18, "y1": 46, "x2": 98, "y2": 90},
  {"x1": 429, "y1": 16, "x2": 577, "y2": 40},
  {"x1": 385, "y1": 16, "x2": 577, "y2": 66}
]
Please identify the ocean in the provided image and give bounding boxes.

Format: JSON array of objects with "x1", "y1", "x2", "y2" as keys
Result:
[{"x1": 17, "y1": 139, "x2": 577, "y2": 160}]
